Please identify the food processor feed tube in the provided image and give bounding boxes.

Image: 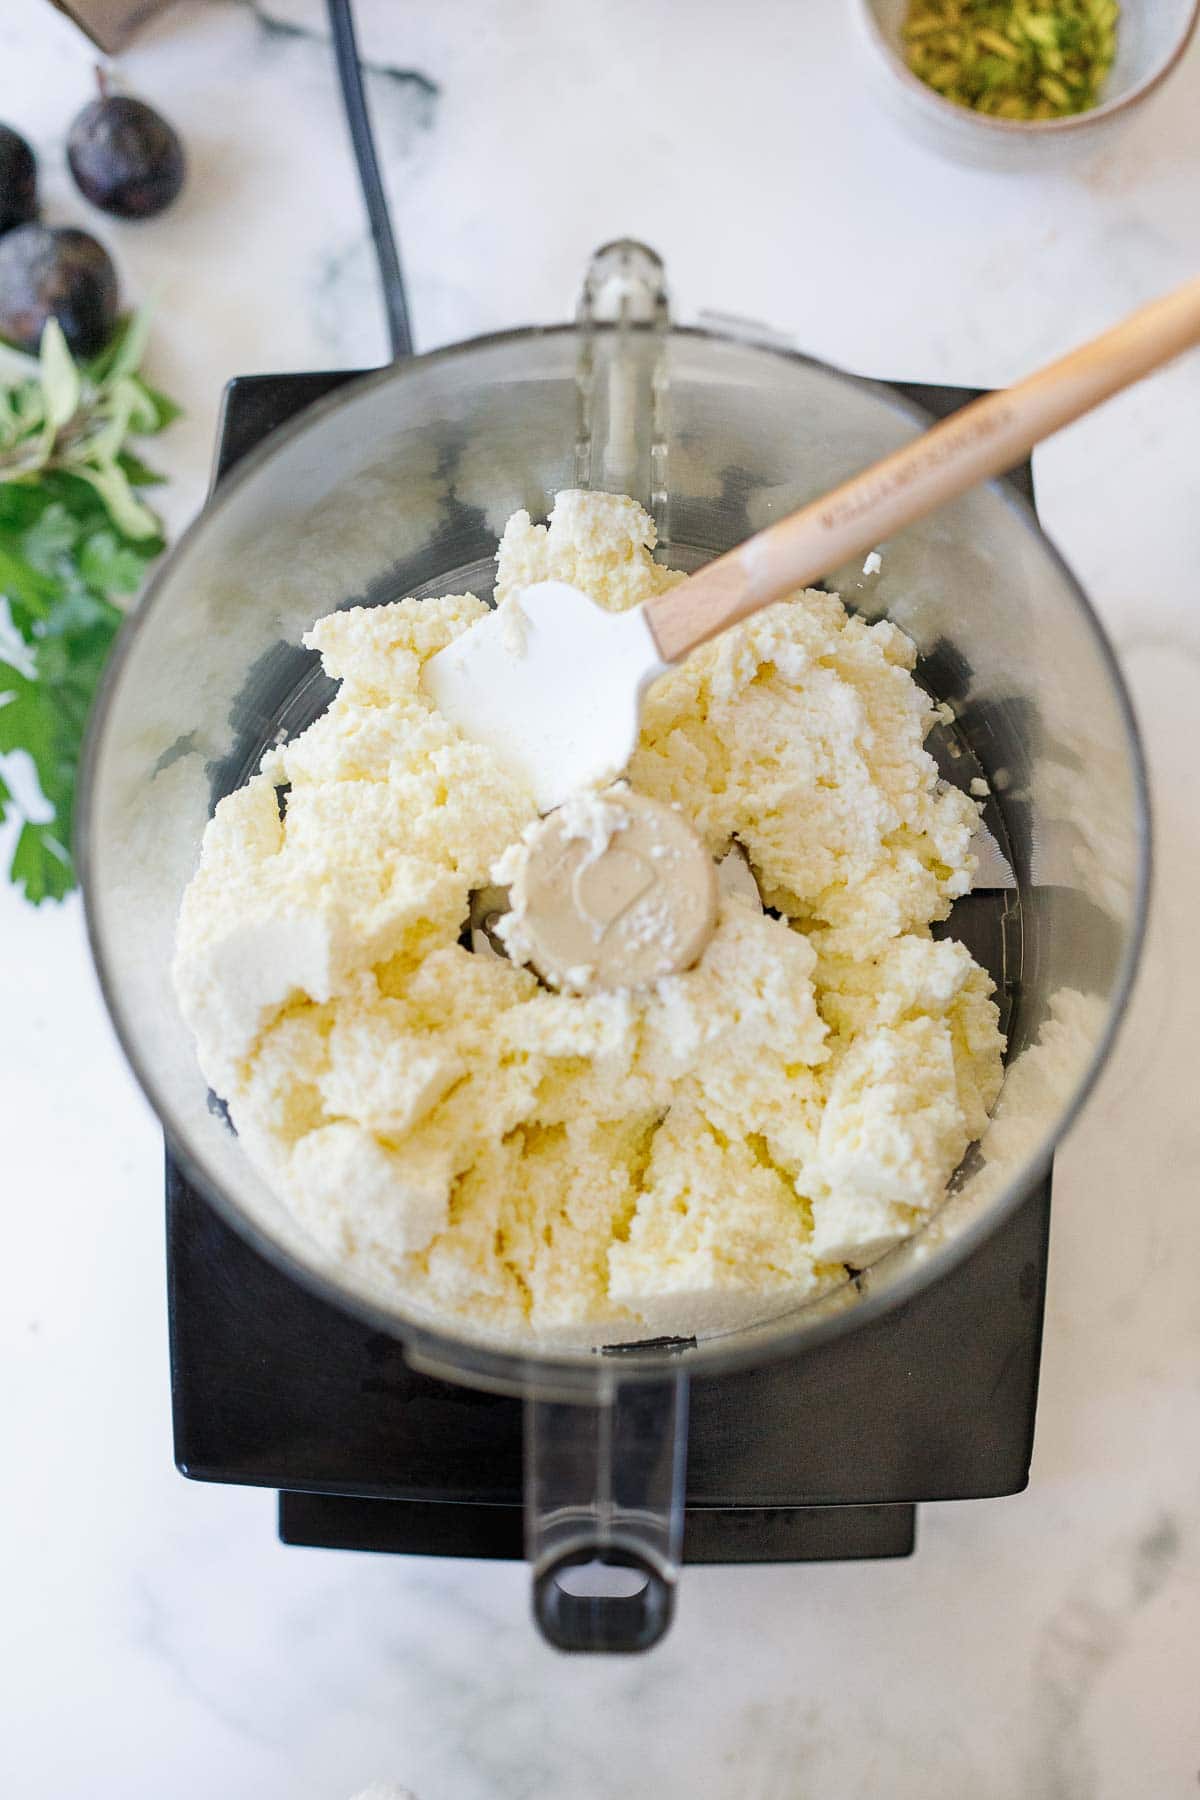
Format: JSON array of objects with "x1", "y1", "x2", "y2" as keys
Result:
[{"x1": 80, "y1": 243, "x2": 1148, "y2": 1653}]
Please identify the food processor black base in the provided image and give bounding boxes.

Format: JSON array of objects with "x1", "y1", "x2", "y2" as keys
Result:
[
  {"x1": 165, "y1": 367, "x2": 1051, "y2": 1567},
  {"x1": 168, "y1": 1156, "x2": 1049, "y2": 1563}
]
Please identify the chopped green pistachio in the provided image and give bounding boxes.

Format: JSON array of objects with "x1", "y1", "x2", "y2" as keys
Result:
[
  {"x1": 900, "y1": 0, "x2": 1119, "y2": 118},
  {"x1": 1037, "y1": 72, "x2": 1073, "y2": 104},
  {"x1": 1023, "y1": 16, "x2": 1060, "y2": 48},
  {"x1": 976, "y1": 25, "x2": 1021, "y2": 57}
]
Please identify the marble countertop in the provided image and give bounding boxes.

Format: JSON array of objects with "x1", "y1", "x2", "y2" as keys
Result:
[{"x1": 3, "y1": 1, "x2": 1199, "y2": 1795}]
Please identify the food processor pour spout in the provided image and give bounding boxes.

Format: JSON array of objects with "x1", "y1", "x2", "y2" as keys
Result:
[
  {"x1": 526, "y1": 1371, "x2": 689, "y2": 1652},
  {"x1": 575, "y1": 238, "x2": 671, "y2": 525}
]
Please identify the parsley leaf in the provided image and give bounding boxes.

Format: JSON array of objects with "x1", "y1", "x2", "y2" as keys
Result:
[
  {"x1": 11, "y1": 819, "x2": 74, "y2": 904},
  {"x1": 78, "y1": 530, "x2": 151, "y2": 595},
  {"x1": 0, "y1": 309, "x2": 178, "y2": 904},
  {"x1": 21, "y1": 501, "x2": 80, "y2": 570},
  {"x1": 116, "y1": 449, "x2": 168, "y2": 489},
  {"x1": 127, "y1": 377, "x2": 182, "y2": 432}
]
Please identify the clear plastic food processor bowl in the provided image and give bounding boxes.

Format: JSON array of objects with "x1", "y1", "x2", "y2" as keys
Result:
[{"x1": 80, "y1": 244, "x2": 1149, "y2": 1650}]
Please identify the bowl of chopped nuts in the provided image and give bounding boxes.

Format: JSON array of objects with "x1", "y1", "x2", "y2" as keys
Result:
[{"x1": 852, "y1": 0, "x2": 1199, "y2": 167}]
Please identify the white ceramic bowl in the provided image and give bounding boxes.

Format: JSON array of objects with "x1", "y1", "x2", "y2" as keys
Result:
[{"x1": 852, "y1": 0, "x2": 1199, "y2": 167}]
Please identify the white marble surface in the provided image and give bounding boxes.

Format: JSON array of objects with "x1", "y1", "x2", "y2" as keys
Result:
[{"x1": 2, "y1": 1, "x2": 1199, "y2": 1794}]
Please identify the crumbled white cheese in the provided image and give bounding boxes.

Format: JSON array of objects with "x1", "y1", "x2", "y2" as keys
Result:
[
  {"x1": 862, "y1": 550, "x2": 883, "y2": 576},
  {"x1": 496, "y1": 590, "x2": 529, "y2": 657},
  {"x1": 554, "y1": 784, "x2": 632, "y2": 859},
  {"x1": 970, "y1": 777, "x2": 990, "y2": 798},
  {"x1": 173, "y1": 490, "x2": 1005, "y2": 1345}
]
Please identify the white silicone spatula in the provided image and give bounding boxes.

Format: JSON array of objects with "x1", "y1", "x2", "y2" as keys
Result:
[{"x1": 425, "y1": 275, "x2": 1200, "y2": 813}]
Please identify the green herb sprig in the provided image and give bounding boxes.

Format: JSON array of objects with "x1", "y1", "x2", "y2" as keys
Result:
[
  {"x1": 902, "y1": 1, "x2": 1119, "y2": 119},
  {"x1": 0, "y1": 311, "x2": 179, "y2": 902}
]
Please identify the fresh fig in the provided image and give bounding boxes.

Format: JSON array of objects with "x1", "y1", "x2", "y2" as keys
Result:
[
  {"x1": 0, "y1": 225, "x2": 119, "y2": 356},
  {"x1": 0, "y1": 124, "x2": 38, "y2": 236},
  {"x1": 67, "y1": 95, "x2": 185, "y2": 220}
]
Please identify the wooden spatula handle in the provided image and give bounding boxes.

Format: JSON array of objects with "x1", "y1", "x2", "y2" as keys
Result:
[{"x1": 645, "y1": 274, "x2": 1200, "y2": 666}]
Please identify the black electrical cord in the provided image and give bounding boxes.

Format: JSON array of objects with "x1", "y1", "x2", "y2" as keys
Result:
[{"x1": 325, "y1": 0, "x2": 414, "y2": 360}]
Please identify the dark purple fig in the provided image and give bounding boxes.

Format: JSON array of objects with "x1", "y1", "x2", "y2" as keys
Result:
[
  {"x1": 0, "y1": 124, "x2": 38, "y2": 236},
  {"x1": 0, "y1": 225, "x2": 119, "y2": 356},
  {"x1": 67, "y1": 95, "x2": 185, "y2": 220}
]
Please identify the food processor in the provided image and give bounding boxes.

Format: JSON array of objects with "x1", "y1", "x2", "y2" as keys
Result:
[{"x1": 79, "y1": 236, "x2": 1148, "y2": 1650}]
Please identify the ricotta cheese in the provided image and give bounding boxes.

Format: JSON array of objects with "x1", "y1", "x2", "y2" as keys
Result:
[{"x1": 173, "y1": 489, "x2": 1005, "y2": 1344}]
